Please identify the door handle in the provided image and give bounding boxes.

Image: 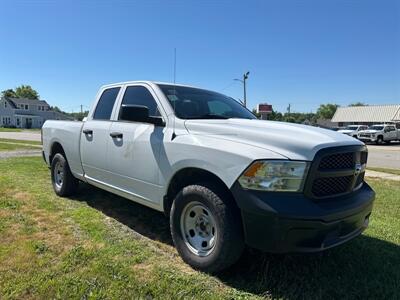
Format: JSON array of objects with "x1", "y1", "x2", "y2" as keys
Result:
[
  {"x1": 83, "y1": 129, "x2": 93, "y2": 135},
  {"x1": 110, "y1": 132, "x2": 123, "y2": 138}
]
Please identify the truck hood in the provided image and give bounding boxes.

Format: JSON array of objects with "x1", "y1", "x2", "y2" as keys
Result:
[
  {"x1": 184, "y1": 119, "x2": 363, "y2": 161},
  {"x1": 359, "y1": 130, "x2": 379, "y2": 134}
]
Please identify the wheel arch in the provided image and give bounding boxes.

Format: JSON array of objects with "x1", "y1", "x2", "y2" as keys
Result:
[
  {"x1": 163, "y1": 167, "x2": 238, "y2": 217},
  {"x1": 49, "y1": 141, "x2": 66, "y2": 164}
]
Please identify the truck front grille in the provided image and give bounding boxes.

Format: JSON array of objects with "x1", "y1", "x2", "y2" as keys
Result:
[
  {"x1": 305, "y1": 146, "x2": 368, "y2": 199},
  {"x1": 312, "y1": 175, "x2": 354, "y2": 197},
  {"x1": 319, "y1": 152, "x2": 354, "y2": 170}
]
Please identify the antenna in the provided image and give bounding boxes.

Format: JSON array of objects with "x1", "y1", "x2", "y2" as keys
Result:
[
  {"x1": 172, "y1": 48, "x2": 177, "y2": 140},
  {"x1": 174, "y1": 48, "x2": 177, "y2": 84}
]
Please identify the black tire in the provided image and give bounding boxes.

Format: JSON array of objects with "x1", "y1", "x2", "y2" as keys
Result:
[
  {"x1": 376, "y1": 136, "x2": 383, "y2": 145},
  {"x1": 170, "y1": 182, "x2": 244, "y2": 273},
  {"x1": 51, "y1": 153, "x2": 79, "y2": 197}
]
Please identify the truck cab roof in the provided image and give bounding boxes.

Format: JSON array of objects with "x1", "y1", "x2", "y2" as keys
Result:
[{"x1": 100, "y1": 80, "x2": 197, "y2": 90}]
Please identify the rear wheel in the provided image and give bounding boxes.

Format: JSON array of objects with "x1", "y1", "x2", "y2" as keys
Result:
[
  {"x1": 51, "y1": 153, "x2": 78, "y2": 197},
  {"x1": 170, "y1": 183, "x2": 244, "y2": 273}
]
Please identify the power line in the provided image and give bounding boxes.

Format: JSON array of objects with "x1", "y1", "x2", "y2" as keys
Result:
[{"x1": 220, "y1": 81, "x2": 238, "y2": 91}]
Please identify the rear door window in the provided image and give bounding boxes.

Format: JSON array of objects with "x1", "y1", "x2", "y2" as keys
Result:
[{"x1": 93, "y1": 87, "x2": 120, "y2": 120}]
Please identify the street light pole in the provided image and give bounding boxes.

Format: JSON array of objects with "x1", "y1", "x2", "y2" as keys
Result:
[{"x1": 234, "y1": 71, "x2": 250, "y2": 107}]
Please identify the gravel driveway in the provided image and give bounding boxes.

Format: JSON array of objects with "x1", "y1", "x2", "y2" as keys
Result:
[{"x1": 0, "y1": 150, "x2": 42, "y2": 159}]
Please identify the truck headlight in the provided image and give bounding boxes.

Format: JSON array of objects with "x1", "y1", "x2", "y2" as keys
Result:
[{"x1": 238, "y1": 160, "x2": 310, "y2": 192}]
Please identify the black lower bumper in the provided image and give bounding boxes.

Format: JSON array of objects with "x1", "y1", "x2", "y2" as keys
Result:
[{"x1": 231, "y1": 182, "x2": 375, "y2": 253}]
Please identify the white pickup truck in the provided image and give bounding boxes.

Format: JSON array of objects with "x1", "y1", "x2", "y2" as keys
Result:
[
  {"x1": 358, "y1": 124, "x2": 400, "y2": 144},
  {"x1": 338, "y1": 125, "x2": 369, "y2": 138},
  {"x1": 42, "y1": 81, "x2": 375, "y2": 273}
]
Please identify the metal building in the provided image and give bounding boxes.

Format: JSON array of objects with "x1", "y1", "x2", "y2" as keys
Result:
[{"x1": 331, "y1": 105, "x2": 400, "y2": 127}]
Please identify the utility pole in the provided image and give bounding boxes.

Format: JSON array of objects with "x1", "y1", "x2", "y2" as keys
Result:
[
  {"x1": 243, "y1": 71, "x2": 249, "y2": 108},
  {"x1": 80, "y1": 104, "x2": 83, "y2": 114},
  {"x1": 234, "y1": 71, "x2": 250, "y2": 107}
]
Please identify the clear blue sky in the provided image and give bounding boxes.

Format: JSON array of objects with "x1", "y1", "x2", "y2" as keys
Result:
[{"x1": 1, "y1": 0, "x2": 399, "y2": 113}]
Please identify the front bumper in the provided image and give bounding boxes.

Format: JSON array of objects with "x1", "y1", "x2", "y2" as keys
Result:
[
  {"x1": 231, "y1": 182, "x2": 375, "y2": 253},
  {"x1": 358, "y1": 137, "x2": 376, "y2": 142}
]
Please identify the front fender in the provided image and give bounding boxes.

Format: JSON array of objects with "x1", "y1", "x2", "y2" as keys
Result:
[{"x1": 160, "y1": 134, "x2": 287, "y2": 194}]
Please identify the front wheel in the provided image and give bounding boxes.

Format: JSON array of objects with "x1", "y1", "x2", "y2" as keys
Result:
[
  {"x1": 376, "y1": 136, "x2": 384, "y2": 145},
  {"x1": 170, "y1": 183, "x2": 244, "y2": 273},
  {"x1": 51, "y1": 153, "x2": 79, "y2": 197}
]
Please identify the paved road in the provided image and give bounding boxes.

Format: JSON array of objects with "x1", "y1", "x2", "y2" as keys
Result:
[
  {"x1": 0, "y1": 131, "x2": 41, "y2": 142},
  {"x1": 1, "y1": 130, "x2": 399, "y2": 169},
  {"x1": 366, "y1": 143, "x2": 400, "y2": 169}
]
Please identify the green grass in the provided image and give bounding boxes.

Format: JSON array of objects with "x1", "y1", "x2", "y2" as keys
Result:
[
  {"x1": 0, "y1": 157, "x2": 399, "y2": 299},
  {"x1": 0, "y1": 138, "x2": 41, "y2": 151},
  {"x1": 0, "y1": 128, "x2": 41, "y2": 132},
  {"x1": 0, "y1": 128, "x2": 22, "y2": 132},
  {"x1": 0, "y1": 142, "x2": 40, "y2": 151},
  {"x1": 368, "y1": 167, "x2": 400, "y2": 176}
]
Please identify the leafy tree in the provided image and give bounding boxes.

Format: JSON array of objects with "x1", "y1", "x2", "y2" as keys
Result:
[
  {"x1": 1, "y1": 89, "x2": 17, "y2": 98},
  {"x1": 269, "y1": 110, "x2": 283, "y2": 121},
  {"x1": 252, "y1": 108, "x2": 261, "y2": 118},
  {"x1": 50, "y1": 106, "x2": 88, "y2": 121},
  {"x1": 69, "y1": 111, "x2": 89, "y2": 121},
  {"x1": 284, "y1": 112, "x2": 317, "y2": 124},
  {"x1": 316, "y1": 103, "x2": 339, "y2": 119},
  {"x1": 349, "y1": 102, "x2": 367, "y2": 107},
  {"x1": 50, "y1": 106, "x2": 63, "y2": 113},
  {"x1": 284, "y1": 116, "x2": 297, "y2": 123},
  {"x1": 14, "y1": 85, "x2": 39, "y2": 99},
  {"x1": 1, "y1": 85, "x2": 40, "y2": 99}
]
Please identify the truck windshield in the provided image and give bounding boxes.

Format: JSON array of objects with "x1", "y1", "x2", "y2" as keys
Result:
[
  {"x1": 158, "y1": 84, "x2": 256, "y2": 120},
  {"x1": 369, "y1": 126, "x2": 384, "y2": 130}
]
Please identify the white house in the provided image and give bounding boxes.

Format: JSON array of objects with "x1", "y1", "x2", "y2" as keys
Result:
[{"x1": 0, "y1": 97, "x2": 73, "y2": 128}]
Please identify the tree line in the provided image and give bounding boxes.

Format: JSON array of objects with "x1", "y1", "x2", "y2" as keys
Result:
[
  {"x1": 253, "y1": 102, "x2": 367, "y2": 124},
  {"x1": 2, "y1": 85, "x2": 366, "y2": 123}
]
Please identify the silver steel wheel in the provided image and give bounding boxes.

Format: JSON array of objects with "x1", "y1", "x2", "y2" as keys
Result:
[
  {"x1": 53, "y1": 161, "x2": 64, "y2": 189},
  {"x1": 180, "y1": 201, "x2": 218, "y2": 257}
]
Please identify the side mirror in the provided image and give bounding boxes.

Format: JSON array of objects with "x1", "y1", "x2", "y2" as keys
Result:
[{"x1": 120, "y1": 105, "x2": 165, "y2": 126}]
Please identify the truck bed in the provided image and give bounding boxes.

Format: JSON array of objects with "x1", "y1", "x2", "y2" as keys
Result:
[{"x1": 42, "y1": 120, "x2": 85, "y2": 179}]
